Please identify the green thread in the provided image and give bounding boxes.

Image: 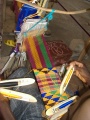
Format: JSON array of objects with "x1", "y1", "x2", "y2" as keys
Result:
[{"x1": 37, "y1": 35, "x2": 52, "y2": 68}]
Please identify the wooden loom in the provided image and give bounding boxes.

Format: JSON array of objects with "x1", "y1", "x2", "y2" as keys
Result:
[
  {"x1": 15, "y1": 1, "x2": 81, "y2": 119},
  {"x1": 16, "y1": 0, "x2": 90, "y2": 15}
]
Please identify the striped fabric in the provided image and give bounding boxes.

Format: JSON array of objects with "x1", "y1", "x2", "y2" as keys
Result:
[
  {"x1": 33, "y1": 67, "x2": 70, "y2": 110},
  {"x1": 23, "y1": 34, "x2": 54, "y2": 69},
  {"x1": 34, "y1": 67, "x2": 61, "y2": 93}
]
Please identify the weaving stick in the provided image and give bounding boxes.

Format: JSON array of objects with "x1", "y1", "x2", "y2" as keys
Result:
[
  {"x1": 46, "y1": 96, "x2": 77, "y2": 116},
  {"x1": 60, "y1": 65, "x2": 74, "y2": 95},
  {"x1": 23, "y1": 13, "x2": 38, "y2": 21},
  {"x1": 0, "y1": 44, "x2": 20, "y2": 74},
  {"x1": 38, "y1": 0, "x2": 49, "y2": 16},
  {"x1": 50, "y1": 107, "x2": 68, "y2": 120},
  {"x1": 16, "y1": 0, "x2": 90, "y2": 14},
  {"x1": 0, "y1": 52, "x2": 15, "y2": 75},
  {"x1": 0, "y1": 88, "x2": 37, "y2": 102},
  {"x1": 0, "y1": 78, "x2": 35, "y2": 88},
  {"x1": 37, "y1": 0, "x2": 44, "y2": 11}
]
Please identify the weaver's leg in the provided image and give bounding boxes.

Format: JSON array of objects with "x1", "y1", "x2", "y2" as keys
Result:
[
  {"x1": 8, "y1": 67, "x2": 45, "y2": 120},
  {"x1": 72, "y1": 98, "x2": 90, "y2": 120}
]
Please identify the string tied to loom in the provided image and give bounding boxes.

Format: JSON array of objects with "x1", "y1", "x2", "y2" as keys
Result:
[
  {"x1": 47, "y1": 9, "x2": 55, "y2": 21},
  {"x1": 24, "y1": 9, "x2": 55, "y2": 34}
]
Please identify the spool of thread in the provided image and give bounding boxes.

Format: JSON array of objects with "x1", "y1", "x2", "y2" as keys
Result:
[{"x1": 59, "y1": 64, "x2": 67, "y2": 77}]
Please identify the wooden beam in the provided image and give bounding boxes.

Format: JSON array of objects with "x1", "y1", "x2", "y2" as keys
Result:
[
  {"x1": 78, "y1": 39, "x2": 90, "y2": 61},
  {"x1": 3, "y1": 0, "x2": 6, "y2": 21},
  {"x1": 16, "y1": 0, "x2": 90, "y2": 15}
]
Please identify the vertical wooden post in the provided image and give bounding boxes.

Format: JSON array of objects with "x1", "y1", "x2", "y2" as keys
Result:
[
  {"x1": 3, "y1": 0, "x2": 6, "y2": 21},
  {"x1": 0, "y1": 0, "x2": 3, "y2": 33},
  {"x1": 78, "y1": 39, "x2": 90, "y2": 61}
]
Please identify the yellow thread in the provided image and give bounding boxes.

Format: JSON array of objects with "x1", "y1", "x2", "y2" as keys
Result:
[
  {"x1": 28, "y1": 36, "x2": 42, "y2": 68},
  {"x1": 0, "y1": 92, "x2": 22, "y2": 99},
  {"x1": 64, "y1": 69, "x2": 73, "y2": 84},
  {"x1": 64, "y1": 71, "x2": 73, "y2": 84}
]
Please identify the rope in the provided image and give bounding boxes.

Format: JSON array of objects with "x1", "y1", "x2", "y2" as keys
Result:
[
  {"x1": 24, "y1": 9, "x2": 55, "y2": 33},
  {"x1": 16, "y1": 0, "x2": 90, "y2": 15}
]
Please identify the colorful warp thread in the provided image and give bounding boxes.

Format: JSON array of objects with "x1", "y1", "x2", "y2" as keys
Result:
[
  {"x1": 33, "y1": 67, "x2": 70, "y2": 110},
  {"x1": 23, "y1": 34, "x2": 54, "y2": 69}
]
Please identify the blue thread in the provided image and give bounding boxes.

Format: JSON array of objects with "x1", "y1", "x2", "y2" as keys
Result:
[
  {"x1": 24, "y1": 9, "x2": 55, "y2": 33},
  {"x1": 45, "y1": 95, "x2": 53, "y2": 99},
  {"x1": 59, "y1": 100, "x2": 73, "y2": 109},
  {"x1": 52, "y1": 97, "x2": 60, "y2": 102},
  {"x1": 41, "y1": 93, "x2": 46, "y2": 97}
]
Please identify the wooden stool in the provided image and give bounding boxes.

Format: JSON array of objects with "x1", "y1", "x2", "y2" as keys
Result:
[{"x1": 78, "y1": 38, "x2": 90, "y2": 61}]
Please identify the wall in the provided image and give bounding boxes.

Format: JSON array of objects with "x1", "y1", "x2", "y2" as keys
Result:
[{"x1": 0, "y1": 0, "x2": 3, "y2": 33}]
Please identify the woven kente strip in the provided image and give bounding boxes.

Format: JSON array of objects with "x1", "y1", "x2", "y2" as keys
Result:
[
  {"x1": 33, "y1": 67, "x2": 70, "y2": 110},
  {"x1": 23, "y1": 34, "x2": 54, "y2": 69}
]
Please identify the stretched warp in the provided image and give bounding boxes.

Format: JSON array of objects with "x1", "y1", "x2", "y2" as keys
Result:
[
  {"x1": 23, "y1": 34, "x2": 72, "y2": 68},
  {"x1": 23, "y1": 34, "x2": 54, "y2": 69},
  {"x1": 33, "y1": 67, "x2": 70, "y2": 110}
]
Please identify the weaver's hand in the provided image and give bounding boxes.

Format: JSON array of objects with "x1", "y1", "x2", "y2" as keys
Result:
[
  {"x1": 69, "y1": 61, "x2": 90, "y2": 85},
  {"x1": 0, "y1": 93, "x2": 15, "y2": 120},
  {"x1": 0, "y1": 93, "x2": 9, "y2": 102}
]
